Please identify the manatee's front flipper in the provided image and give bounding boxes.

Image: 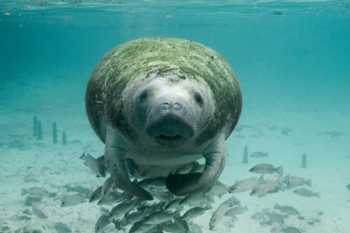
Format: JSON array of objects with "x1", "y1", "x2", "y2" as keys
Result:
[
  {"x1": 166, "y1": 134, "x2": 226, "y2": 196},
  {"x1": 104, "y1": 127, "x2": 153, "y2": 200}
]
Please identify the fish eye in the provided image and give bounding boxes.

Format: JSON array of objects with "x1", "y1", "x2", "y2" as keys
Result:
[{"x1": 194, "y1": 92, "x2": 203, "y2": 107}]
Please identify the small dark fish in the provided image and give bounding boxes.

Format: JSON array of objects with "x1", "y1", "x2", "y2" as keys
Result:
[
  {"x1": 273, "y1": 11, "x2": 283, "y2": 15},
  {"x1": 61, "y1": 194, "x2": 87, "y2": 207},
  {"x1": 250, "y1": 152, "x2": 268, "y2": 158},
  {"x1": 249, "y1": 164, "x2": 283, "y2": 176},
  {"x1": 293, "y1": 188, "x2": 320, "y2": 198},
  {"x1": 190, "y1": 222, "x2": 203, "y2": 233},
  {"x1": 80, "y1": 153, "x2": 105, "y2": 177}
]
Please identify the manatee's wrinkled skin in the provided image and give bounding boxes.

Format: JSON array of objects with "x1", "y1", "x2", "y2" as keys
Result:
[{"x1": 85, "y1": 37, "x2": 242, "y2": 200}]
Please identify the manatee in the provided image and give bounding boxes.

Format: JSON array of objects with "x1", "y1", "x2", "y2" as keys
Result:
[{"x1": 85, "y1": 37, "x2": 242, "y2": 200}]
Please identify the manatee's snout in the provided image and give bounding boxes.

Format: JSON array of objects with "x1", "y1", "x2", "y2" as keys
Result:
[{"x1": 145, "y1": 94, "x2": 195, "y2": 147}]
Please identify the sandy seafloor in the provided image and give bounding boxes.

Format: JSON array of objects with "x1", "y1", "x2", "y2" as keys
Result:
[{"x1": 0, "y1": 74, "x2": 349, "y2": 233}]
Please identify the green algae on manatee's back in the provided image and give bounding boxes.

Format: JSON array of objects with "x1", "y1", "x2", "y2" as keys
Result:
[{"x1": 86, "y1": 37, "x2": 242, "y2": 144}]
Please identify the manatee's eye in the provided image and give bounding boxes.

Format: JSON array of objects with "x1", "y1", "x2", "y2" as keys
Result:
[
  {"x1": 194, "y1": 92, "x2": 204, "y2": 107},
  {"x1": 139, "y1": 90, "x2": 148, "y2": 103}
]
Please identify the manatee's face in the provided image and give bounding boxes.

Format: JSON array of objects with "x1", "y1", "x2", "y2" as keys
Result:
[{"x1": 131, "y1": 76, "x2": 214, "y2": 148}]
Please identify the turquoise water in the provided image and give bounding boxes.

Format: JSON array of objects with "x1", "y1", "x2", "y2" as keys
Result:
[{"x1": 1, "y1": 1, "x2": 350, "y2": 233}]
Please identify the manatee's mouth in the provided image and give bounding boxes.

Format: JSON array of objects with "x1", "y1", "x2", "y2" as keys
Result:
[{"x1": 155, "y1": 135, "x2": 187, "y2": 148}]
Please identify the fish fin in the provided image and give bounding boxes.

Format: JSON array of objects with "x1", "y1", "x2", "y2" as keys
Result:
[
  {"x1": 283, "y1": 175, "x2": 290, "y2": 185},
  {"x1": 21, "y1": 188, "x2": 27, "y2": 196},
  {"x1": 305, "y1": 179, "x2": 312, "y2": 187},
  {"x1": 315, "y1": 192, "x2": 321, "y2": 198},
  {"x1": 275, "y1": 166, "x2": 283, "y2": 176},
  {"x1": 79, "y1": 153, "x2": 86, "y2": 160},
  {"x1": 258, "y1": 175, "x2": 265, "y2": 182}
]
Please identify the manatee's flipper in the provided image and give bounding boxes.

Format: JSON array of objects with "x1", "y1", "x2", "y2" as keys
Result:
[
  {"x1": 104, "y1": 127, "x2": 153, "y2": 200},
  {"x1": 166, "y1": 134, "x2": 226, "y2": 196}
]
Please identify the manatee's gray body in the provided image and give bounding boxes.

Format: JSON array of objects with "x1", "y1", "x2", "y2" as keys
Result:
[{"x1": 85, "y1": 37, "x2": 242, "y2": 200}]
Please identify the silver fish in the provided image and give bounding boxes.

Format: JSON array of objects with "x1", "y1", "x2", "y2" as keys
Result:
[
  {"x1": 32, "y1": 203, "x2": 48, "y2": 219},
  {"x1": 80, "y1": 153, "x2": 105, "y2": 177},
  {"x1": 95, "y1": 214, "x2": 110, "y2": 233},
  {"x1": 249, "y1": 164, "x2": 283, "y2": 176},
  {"x1": 101, "y1": 177, "x2": 114, "y2": 199},
  {"x1": 98, "y1": 190, "x2": 131, "y2": 205},
  {"x1": 162, "y1": 222, "x2": 187, "y2": 233},
  {"x1": 250, "y1": 151, "x2": 269, "y2": 158},
  {"x1": 61, "y1": 194, "x2": 87, "y2": 207},
  {"x1": 129, "y1": 219, "x2": 155, "y2": 233},
  {"x1": 164, "y1": 198, "x2": 183, "y2": 211},
  {"x1": 144, "y1": 210, "x2": 176, "y2": 224},
  {"x1": 224, "y1": 205, "x2": 248, "y2": 217},
  {"x1": 266, "y1": 211, "x2": 284, "y2": 225},
  {"x1": 293, "y1": 188, "x2": 320, "y2": 198},
  {"x1": 89, "y1": 186, "x2": 102, "y2": 202},
  {"x1": 21, "y1": 187, "x2": 54, "y2": 198},
  {"x1": 109, "y1": 200, "x2": 136, "y2": 220},
  {"x1": 209, "y1": 196, "x2": 236, "y2": 230},
  {"x1": 190, "y1": 223, "x2": 203, "y2": 233},
  {"x1": 180, "y1": 194, "x2": 214, "y2": 206},
  {"x1": 173, "y1": 215, "x2": 190, "y2": 232},
  {"x1": 123, "y1": 210, "x2": 146, "y2": 226},
  {"x1": 250, "y1": 182, "x2": 280, "y2": 197},
  {"x1": 205, "y1": 183, "x2": 228, "y2": 196},
  {"x1": 284, "y1": 175, "x2": 311, "y2": 189},
  {"x1": 182, "y1": 206, "x2": 210, "y2": 221},
  {"x1": 228, "y1": 177, "x2": 261, "y2": 193},
  {"x1": 274, "y1": 204, "x2": 299, "y2": 215}
]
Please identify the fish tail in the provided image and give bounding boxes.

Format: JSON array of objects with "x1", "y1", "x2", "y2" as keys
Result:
[
  {"x1": 258, "y1": 174, "x2": 264, "y2": 182},
  {"x1": 21, "y1": 188, "x2": 27, "y2": 196},
  {"x1": 274, "y1": 203, "x2": 280, "y2": 209},
  {"x1": 305, "y1": 179, "x2": 312, "y2": 187},
  {"x1": 79, "y1": 153, "x2": 86, "y2": 160},
  {"x1": 275, "y1": 166, "x2": 283, "y2": 176}
]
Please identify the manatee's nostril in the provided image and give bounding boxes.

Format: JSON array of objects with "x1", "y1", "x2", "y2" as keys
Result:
[
  {"x1": 162, "y1": 102, "x2": 170, "y2": 110},
  {"x1": 172, "y1": 103, "x2": 182, "y2": 110}
]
